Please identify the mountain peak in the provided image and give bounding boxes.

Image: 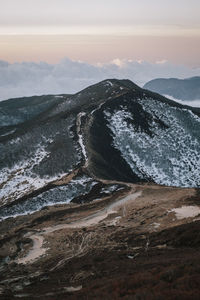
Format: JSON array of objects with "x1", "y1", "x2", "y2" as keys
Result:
[{"x1": 0, "y1": 79, "x2": 200, "y2": 213}]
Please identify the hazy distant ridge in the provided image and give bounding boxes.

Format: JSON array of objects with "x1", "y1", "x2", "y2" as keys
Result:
[{"x1": 144, "y1": 76, "x2": 200, "y2": 100}]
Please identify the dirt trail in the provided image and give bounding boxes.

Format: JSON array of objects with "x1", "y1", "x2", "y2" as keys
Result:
[
  {"x1": 52, "y1": 168, "x2": 79, "y2": 186},
  {"x1": 16, "y1": 188, "x2": 141, "y2": 264},
  {"x1": 17, "y1": 235, "x2": 45, "y2": 264}
]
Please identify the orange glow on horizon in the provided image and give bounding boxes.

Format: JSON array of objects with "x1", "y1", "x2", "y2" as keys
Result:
[{"x1": 0, "y1": 34, "x2": 199, "y2": 67}]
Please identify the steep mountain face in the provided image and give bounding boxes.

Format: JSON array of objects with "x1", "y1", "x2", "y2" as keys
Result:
[
  {"x1": 143, "y1": 76, "x2": 200, "y2": 100},
  {"x1": 87, "y1": 91, "x2": 200, "y2": 187},
  {"x1": 0, "y1": 79, "x2": 200, "y2": 218}
]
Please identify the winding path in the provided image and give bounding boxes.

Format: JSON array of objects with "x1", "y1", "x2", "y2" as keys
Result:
[{"x1": 16, "y1": 188, "x2": 141, "y2": 264}]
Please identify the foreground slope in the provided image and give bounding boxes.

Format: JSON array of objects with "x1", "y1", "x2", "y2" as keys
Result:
[{"x1": 0, "y1": 183, "x2": 200, "y2": 299}]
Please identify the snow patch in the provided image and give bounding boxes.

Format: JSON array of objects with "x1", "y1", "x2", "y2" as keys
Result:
[
  {"x1": 0, "y1": 145, "x2": 63, "y2": 205},
  {"x1": 153, "y1": 222, "x2": 160, "y2": 229},
  {"x1": 170, "y1": 206, "x2": 200, "y2": 219},
  {"x1": 0, "y1": 175, "x2": 97, "y2": 220},
  {"x1": 106, "y1": 80, "x2": 114, "y2": 87},
  {"x1": 104, "y1": 99, "x2": 200, "y2": 187},
  {"x1": 54, "y1": 95, "x2": 64, "y2": 98},
  {"x1": 0, "y1": 129, "x2": 16, "y2": 137},
  {"x1": 76, "y1": 112, "x2": 87, "y2": 160}
]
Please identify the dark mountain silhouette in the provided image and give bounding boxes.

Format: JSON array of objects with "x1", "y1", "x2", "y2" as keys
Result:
[{"x1": 144, "y1": 76, "x2": 200, "y2": 100}]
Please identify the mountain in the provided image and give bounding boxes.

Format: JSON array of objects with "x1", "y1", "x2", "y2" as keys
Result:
[
  {"x1": 1, "y1": 79, "x2": 200, "y2": 299},
  {"x1": 0, "y1": 79, "x2": 200, "y2": 220},
  {"x1": 143, "y1": 76, "x2": 200, "y2": 100}
]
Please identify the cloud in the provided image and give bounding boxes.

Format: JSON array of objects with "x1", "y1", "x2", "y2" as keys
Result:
[
  {"x1": 164, "y1": 95, "x2": 200, "y2": 108},
  {"x1": 0, "y1": 58, "x2": 199, "y2": 101}
]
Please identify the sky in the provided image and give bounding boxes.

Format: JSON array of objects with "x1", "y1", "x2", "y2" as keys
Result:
[
  {"x1": 0, "y1": 0, "x2": 200, "y2": 66},
  {"x1": 0, "y1": 0, "x2": 200, "y2": 102}
]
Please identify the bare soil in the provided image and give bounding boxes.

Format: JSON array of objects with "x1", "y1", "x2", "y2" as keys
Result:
[{"x1": 0, "y1": 183, "x2": 200, "y2": 299}]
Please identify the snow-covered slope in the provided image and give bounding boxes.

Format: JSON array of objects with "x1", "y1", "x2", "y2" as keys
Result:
[
  {"x1": 0, "y1": 79, "x2": 200, "y2": 212},
  {"x1": 104, "y1": 98, "x2": 200, "y2": 187}
]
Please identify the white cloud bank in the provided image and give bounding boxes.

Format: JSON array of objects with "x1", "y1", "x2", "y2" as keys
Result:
[
  {"x1": 164, "y1": 95, "x2": 200, "y2": 108},
  {"x1": 0, "y1": 58, "x2": 200, "y2": 102}
]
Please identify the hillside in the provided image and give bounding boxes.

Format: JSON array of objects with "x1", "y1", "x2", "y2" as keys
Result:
[
  {"x1": 1, "y1": 79, "x2": 200, "y2": 213},
  {"x1": 0, "y1": 79, "x2": 200, "y2": 299},
  {"x1": 144, "y1": 76, "x2": 200, "y2": 100}
]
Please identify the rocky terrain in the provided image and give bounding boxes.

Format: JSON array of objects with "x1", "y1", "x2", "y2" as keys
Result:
[
  {"x1": 0, "y1": 79, "x2": 200, "y2": 299},
  {"x1": 0, "y1": 182, "x2": 200, "y2": 299}
]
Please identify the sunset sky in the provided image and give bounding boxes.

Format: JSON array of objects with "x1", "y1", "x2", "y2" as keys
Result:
[{"x1": 1, "y1": 0, "x2": 200, "y2": 66}]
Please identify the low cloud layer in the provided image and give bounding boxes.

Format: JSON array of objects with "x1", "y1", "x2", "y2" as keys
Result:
[
  {"x1": 0, "y1": 58, "x2": 200, "y2": 101},
  {"x1": 164, "y1": 95, "x2": 200, "y2": 108}
]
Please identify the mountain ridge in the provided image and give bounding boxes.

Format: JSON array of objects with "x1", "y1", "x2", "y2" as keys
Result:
[
  {"x1": 0, "y1": 79, "x2": 200, "y2": 299},
  {"x1": 0, "y1": 78, "x2": 200, "y2": 218},
  {"x1": 143, "y1": 76, "x2": 200, "y2": 100}
]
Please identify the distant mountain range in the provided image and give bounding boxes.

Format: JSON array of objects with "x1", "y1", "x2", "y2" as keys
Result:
[
  {"x1": 0, "y1": 79, "x2": 200, "y2": 219},
  {"x1": 144, "y1": 76, "x2": 200, "y2": 100}
]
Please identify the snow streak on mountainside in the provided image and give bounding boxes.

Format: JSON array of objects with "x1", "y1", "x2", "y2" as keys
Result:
[
  {"x1": 0, "y1": 79, "x2": 200, "y2": 215},
  {"x1": 0, "y1": 175, "x2": 98, "y2": 220},
  {"x1": 0, "y1": 144, "x2": 54, "y2": 205},
  {"x1": 0, "y1": 113, "x2": 81, "y2": 205},
  {"x1": 0, "y1": 82, "x2": 127, "y2": 206},
  {"x1": 87, "y1": 89, "x2": 200, "y2": 188},
  {"x1": 104, "y1": 99, "x2": 200, "y2": 187}
]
